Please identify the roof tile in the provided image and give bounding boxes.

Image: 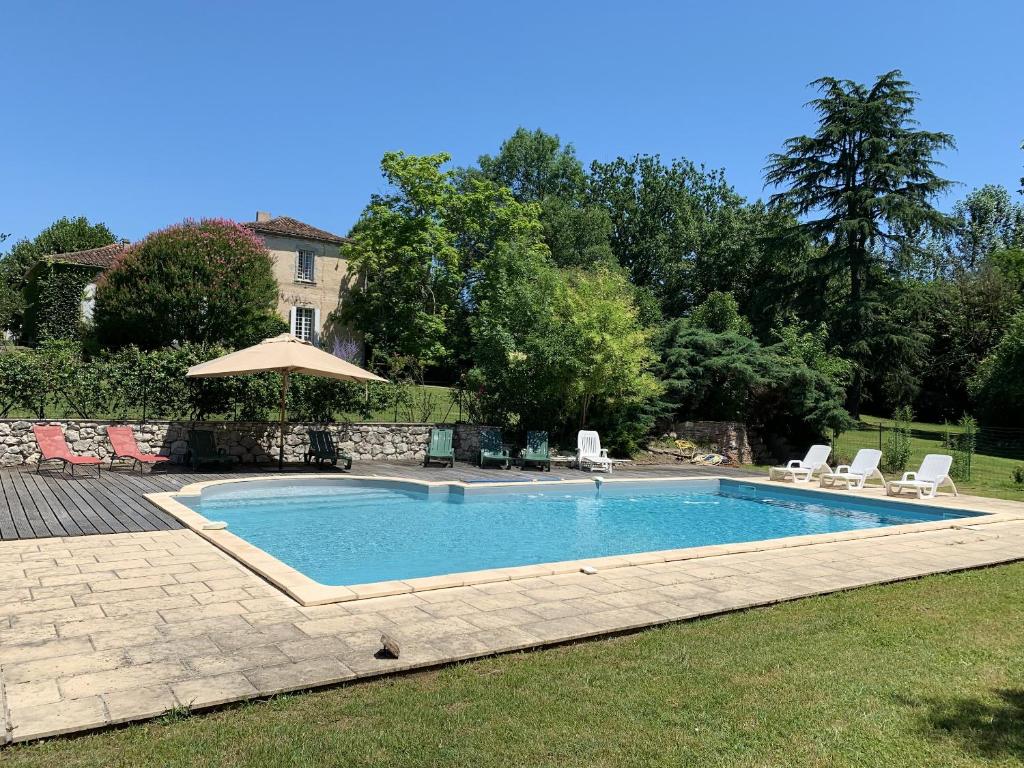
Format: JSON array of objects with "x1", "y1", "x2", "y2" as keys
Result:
[{"x1": 243, "y1": 216, "x2": 350, "y2": 246}]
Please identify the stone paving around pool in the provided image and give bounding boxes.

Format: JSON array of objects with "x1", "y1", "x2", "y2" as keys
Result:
[{"x1": 3, "y1": 489, "x2": 1024, "y2": 743}]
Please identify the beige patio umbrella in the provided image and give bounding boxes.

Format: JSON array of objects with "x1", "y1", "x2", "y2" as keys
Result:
[{"x1": 186, "y1": 333, "x2": 387, "y2": 470}]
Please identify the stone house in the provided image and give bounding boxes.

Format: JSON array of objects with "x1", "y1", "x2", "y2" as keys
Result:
[
  {"x1": 242, "y1": 212, "x2": 356, "y2": 346},
  {"x1": 21, "y1": 213, "x2": 356, "y2": 347}
]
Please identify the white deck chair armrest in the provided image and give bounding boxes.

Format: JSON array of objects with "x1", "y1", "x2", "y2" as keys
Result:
[
  {"x1": 600, "y1": 449, "x2": 608, "y2": 458},
  {"x1": 899, "y1": 471, "x2": 917, "y2": 482},
  {"x1": 834, "y1": 465, "x2": 850, "y2": 474},
  {"x1": 786, "y1": 459, "x2": 804, "y2": 469}
]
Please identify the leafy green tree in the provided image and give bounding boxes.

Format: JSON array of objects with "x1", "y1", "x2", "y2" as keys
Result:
[
  {"x1": 476, "y1": 129, "x2": 615, "y2": 270},
  {"x1": 947, "y1": 185, "x2": 1024, "y2": 272},
  {"x1": 537, "y1": 196, "x2": 616, "y2": 269},
  {"x1": 467, "y1": 258, "x2": 660, "y2": 452},
  {"x1": 477, "y1": 128, "x2": 588, "y2": 203},
  {"x1": 969, "y1": 308, "x2": 1024, "y2": 426},
  {"x1": 0, "y1": 217, "x2": 116, "y2": 338},
  {"x1": 688, "y1": 291, "x2": 750, "y2": 334},
  {"x1": 342, "y1": 151, "x2": 547, "y2": 369},
  {"x1": 588, "y1": 154, "x2": 704, "y2": 311},
  {"x1": 910, "y1": 269, "x2": 1020, "y2": 420},
  {"x1": 765, "y1": 70, "x2": 955, "y2": 416},
  {"x1": 93, "y1": 219, "x2": 279, "y2": 349},
  {"x1": 589, "y1": 155, "x2": 771, "y2": 317},
  {"x1": 554, "y1": 267, "x2": 662, "y2": 429}
]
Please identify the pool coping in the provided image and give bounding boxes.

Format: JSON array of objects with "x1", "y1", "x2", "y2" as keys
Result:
[{"x1": 144, "y1": 474, "x2": 1020, "y2": 607}]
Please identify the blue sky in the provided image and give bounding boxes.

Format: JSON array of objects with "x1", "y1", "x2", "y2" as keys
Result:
[{"x1": 2, "y1": 0, "x2": 1022, "y2": 245}]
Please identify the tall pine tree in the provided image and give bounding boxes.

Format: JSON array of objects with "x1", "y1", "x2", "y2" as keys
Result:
[{"x1": 765, "y1": 71, "x2": 954, "y2": 416}]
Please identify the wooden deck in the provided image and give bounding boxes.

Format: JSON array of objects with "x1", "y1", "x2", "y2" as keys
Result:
[{"x1": 0, "y1": 461, "x2": 758, "y2": 541}]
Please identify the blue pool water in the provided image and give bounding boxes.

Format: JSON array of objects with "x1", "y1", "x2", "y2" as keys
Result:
[{"x1": 185, "y1": 479, "x2": 975, "y2": 586}]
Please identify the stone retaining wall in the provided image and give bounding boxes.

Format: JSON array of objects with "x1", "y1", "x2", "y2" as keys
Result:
[
  {"x1": 670, "y1": 420, "x2": 756, "y2": 464},
  {"x1": 0, "y1": 420, "x2": 491, "y2": 467}
]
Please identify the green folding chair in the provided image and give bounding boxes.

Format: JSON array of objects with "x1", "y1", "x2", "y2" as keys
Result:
[
  {"x1": 424, "y1": 427, "x2": 455, "y2": 467},
  {"x1": 520, "y1": 430, "x2": 551, "y2": 471},
  {"x1": 479, "y1": 427, "x2": 510, "y2": 469}
]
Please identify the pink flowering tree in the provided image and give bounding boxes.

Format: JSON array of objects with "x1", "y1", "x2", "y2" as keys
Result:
[{"x1": 94, "y1": 218, "x2": 284, "y2": 349}]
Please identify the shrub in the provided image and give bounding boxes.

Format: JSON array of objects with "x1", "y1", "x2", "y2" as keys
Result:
[
  {"x1": 94, "y1": 219, "x2": 280, "y2": 350},
  {"x1": 882, "y1": 406, "x2": 914, "y2": 473},
  {"x1": 1013, "y1": 465, "x2": 1024, "y2": 486}
]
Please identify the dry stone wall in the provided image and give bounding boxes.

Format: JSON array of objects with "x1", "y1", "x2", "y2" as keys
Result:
[{"x1": 0, "y1": 420, "x2": 491, "y2": 467}]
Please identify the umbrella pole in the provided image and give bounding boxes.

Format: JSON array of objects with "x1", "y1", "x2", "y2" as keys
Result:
[{"x1": 279, "y1": 370, "x2": 290, "y2": 471}]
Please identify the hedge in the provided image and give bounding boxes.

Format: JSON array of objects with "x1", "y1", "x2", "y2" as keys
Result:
[{"x1": 0, "y1": 341, "x2": 403, "y2": 422}]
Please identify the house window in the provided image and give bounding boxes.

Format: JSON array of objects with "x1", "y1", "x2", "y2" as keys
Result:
[
  {"x1": 296, "y1": 249, "x2": 315, "y2": 283},
  {"x1": 293, "y1": 307, "x2": 316, "y2": 342}
]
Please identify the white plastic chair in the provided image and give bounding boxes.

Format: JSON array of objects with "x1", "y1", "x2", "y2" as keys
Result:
[
  {"x1": 819, "y1": 449, "x2": 884, "y2": 490},
  {"x1": 576, "y1": 430, "x2": 614, "y2": 473},
  {"x1": 886, "y1": 454, "x2": 958, "y2": 499},
  {"x1": 769, "y1": 444, "x2": 832, "y2": 483}
]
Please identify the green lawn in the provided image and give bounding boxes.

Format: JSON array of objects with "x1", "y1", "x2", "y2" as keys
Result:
[
  {"x1": 835, "y1": 416, "x2": 1024, "y2": 501},
  {"x1": 6, "y1": 564, "x2": 1024, "y2": 767}
]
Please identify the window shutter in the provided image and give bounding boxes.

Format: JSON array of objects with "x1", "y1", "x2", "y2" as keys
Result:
[
  {"x1": 313, "y1": 308, "x2": 321, "y2": 345},
  {"x1": 289, "y1": 307, "x2": 297, "y2": 336}
]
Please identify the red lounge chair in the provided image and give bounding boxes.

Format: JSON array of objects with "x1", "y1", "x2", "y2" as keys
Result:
[
  {"x1": 107, "y1": 426, "x2": 171, "y2": 473},
  {"x1": 32, "y1": 425, "x2": 103, "y2": 477}
]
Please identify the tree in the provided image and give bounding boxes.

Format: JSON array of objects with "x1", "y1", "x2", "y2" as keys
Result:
[
  {"x1": 765, "y1": 70, "x2": 955, "y2": 416},
  {"x1": 477, "y1": 128, "x2": 587, "y2": 203},
  {"x1": 969, "y1": 308, "x2": 1024, "y2": 426},
  {"x1": 656, "y1": 302, "x2": 851, "y2": 452},
  {"x1": 476, "y1": 129, "x2": 616, "y2": 270},
  {"x1": 466, "y1": 259, "x2": 660, "y2": 452},
  {"x1": 93, "y1": 218, "x2": 281, "y2": 349},
  {"x1": 0, "y1": 217, "x2": 116, "y2": 338},
  {"x1": 341, "y1": 151, "x2": 547, "y2": 371},
  {"x1": 588, "y1": 155, "x2": 768, "y2": 317},
  {"x1": 554, "y1": 267, "x2": 662, "y2": 430},
  {"x1": 946, "y1": 185, "x2": 1024, "y2": 272}
]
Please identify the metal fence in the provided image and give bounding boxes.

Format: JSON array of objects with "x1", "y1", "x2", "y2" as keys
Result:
[{"x1": 832, "y1": 421, "x2": 1024, "y2": 494}]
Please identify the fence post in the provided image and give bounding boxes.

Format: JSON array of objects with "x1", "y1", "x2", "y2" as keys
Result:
[{"x1": 878, "y1": 423, "x2": 883, "y2": 452}]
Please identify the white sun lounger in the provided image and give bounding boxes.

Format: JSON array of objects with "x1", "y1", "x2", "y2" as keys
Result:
[
  {"x1": 576, "y1": 430, "x2": 630, "y2": 473},
  {"x1": 769, "y1": 444, "x2": 832, "y2": 483},
  {"x1": 819, "y1": 449, "x2": 884, "y2": 490},
  {"x1": 886, "y1": 454, "x2": 958, "y2": 499}
]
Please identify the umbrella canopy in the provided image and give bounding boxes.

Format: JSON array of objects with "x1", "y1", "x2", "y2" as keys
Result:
[
  {"x1": 186, "y1": 333, "x2": 387, "y2": 382},
  {"x1": 186, "y1": 333, "x2": 386, "y2": 469}
]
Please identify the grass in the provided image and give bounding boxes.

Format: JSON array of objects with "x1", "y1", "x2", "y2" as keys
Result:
[
  {"x1": 5, "y1": 564, "x2": 1024, "y2": 767},
  {"x1": 836, "y1": 416, "x2": 1024, "y2": 501}
]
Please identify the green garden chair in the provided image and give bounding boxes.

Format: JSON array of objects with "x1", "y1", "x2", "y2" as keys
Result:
[
  {"x1": 187, "y1": 429, "x2": 237, "y2": 471},
  {"x1": 520, "y1": 430, "x2": 551, "y2": 471},
  {"x1": 304, "y1": 430, "x2": 353, "y2": 470},
  {"x1": 424, "y1": 427, "x2": 455, "y2": 467},
  {"x1": 478, "y1": 427, "x2": 510, "y2": 469}
]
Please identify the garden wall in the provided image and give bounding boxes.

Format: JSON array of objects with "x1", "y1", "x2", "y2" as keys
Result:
[
  {"x1": 0, "y1": 420, "x2": 491, "y2": 467},
  {"x1": 670, "y1": 420, "x2": 757, "y2": 464}
]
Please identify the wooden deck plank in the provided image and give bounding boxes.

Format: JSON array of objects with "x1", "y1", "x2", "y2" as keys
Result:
[
  {"x1": 38, "y1": 470, "x2": 128, "y2": 536},
  {"x1": 0, "y1": 472, "x2": 21, "y2": 540},
  {"x1": 0, "y1": 471, "x2": 48, "y2": 538},
  {"x1": 23, "y1": 472, "x2": 89, "y2": 536},
  {"x1": 10, "y1": 471, "x2": 67, "y2": 537}
]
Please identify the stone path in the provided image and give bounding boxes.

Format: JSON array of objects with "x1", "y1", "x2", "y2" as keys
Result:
[{"x1": 4, "y1": 506, "x2": 1024, "y2": 743}]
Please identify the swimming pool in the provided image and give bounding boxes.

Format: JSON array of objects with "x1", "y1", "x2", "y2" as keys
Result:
[{"x1": 181, "y1": 478, "x2": 977, "y2": 587}]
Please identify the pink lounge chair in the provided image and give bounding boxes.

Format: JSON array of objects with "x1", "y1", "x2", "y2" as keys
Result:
[
  {"x1": 32, "y1": 425, "x2": 103, "y2": 477},
  {"x1": 107, "y1": 426, "x2": 170, "y2": 473}
]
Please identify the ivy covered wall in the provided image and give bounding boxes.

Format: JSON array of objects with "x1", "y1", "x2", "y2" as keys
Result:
[{"x1": 21, "y1": 262, "x2": 101, "y2": 344}]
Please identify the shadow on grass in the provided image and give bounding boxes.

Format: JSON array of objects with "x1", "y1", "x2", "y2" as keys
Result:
[{"x1": 919, "y1": 689, "x2": 1024, "y2": 759}]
